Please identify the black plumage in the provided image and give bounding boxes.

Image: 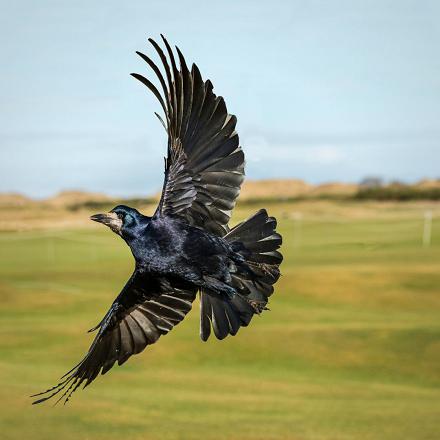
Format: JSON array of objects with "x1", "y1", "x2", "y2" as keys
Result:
[{"x1": 32, "y1": 35, "x2": 283, "y2": 405}]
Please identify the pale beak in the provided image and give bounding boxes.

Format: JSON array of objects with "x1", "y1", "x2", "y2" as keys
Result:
[{"x1": 90, "y1": 212, "x2": 123, "y2": 235}]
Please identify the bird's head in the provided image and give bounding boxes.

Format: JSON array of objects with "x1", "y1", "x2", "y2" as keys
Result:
[{"x1": 90, "y1": 205, "x2": 143, "y2": 237}]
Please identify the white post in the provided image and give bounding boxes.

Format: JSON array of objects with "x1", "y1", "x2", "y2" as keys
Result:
[
  {"x1": 292, "y1": 212, "x2": 303, "y2": 250},
  {"x1": 423, "y1": 210, "x2": 433, "y2": 248},
  {"x1": 47, "y1": 237, "x2": 55, "y2": 263},
  {"x1": 90, "y1": 243, "x2": 97, "y2": 263}
]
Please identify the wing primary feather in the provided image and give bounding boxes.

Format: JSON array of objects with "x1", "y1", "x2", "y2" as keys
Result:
[
  {"x1": 155, "y1": 112, "x2": 167, "y2": 131},
  {"x1": 64, "y1": 378, "x2": 85, "y2": 405},
  {"x1": 161, "y1": 35, "x2": 183, "y2": 140},
  {"x1": 148, "y1": 37, "x2": 176, "y2": 142},
  {"x1": 30, "y1": 376, "x2": 70, "y2": 399},
  {"x1": 183, "y1": 63, "x2": 206, "y2": 147},
  {"x1": 130, "y1": 73, "x2": 168, "y2": 117},
  {"x1": 135, "y1": 51, "x2": 171, "y2": 121},
  {"x1": 187, "y1": 79, "x2": 214, "y2": 149},
  {"x1": 176, "y1": 45, "x2": 193, "y2": 141},
  {"x1": 54, "y1": 377, "x2": 79, "y2": 406}
]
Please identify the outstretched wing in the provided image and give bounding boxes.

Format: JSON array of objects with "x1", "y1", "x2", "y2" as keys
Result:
[
  {"x1": 32, "y1": 271, "x2": 197, "y2": 405},
  {"x1": 132, "y1": 35, "x2": 245, "y2": 236}
]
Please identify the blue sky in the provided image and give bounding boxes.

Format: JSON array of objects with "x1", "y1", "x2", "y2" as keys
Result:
[{"x1": 1, "y1": 0, "x2": 439, "y2": 197}]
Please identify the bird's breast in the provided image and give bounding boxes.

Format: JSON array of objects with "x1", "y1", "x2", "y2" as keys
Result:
[{"x1": 130, "y1": 217, "x2": 186, "y2": 272}]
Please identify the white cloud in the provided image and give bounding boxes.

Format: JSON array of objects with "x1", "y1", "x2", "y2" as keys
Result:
[
  {"x1": 311, "y1": 146, "x2": 346, "y2": 164},
  {"x1": 244, "y1": 135, "x2": 345, "y2": 165}
]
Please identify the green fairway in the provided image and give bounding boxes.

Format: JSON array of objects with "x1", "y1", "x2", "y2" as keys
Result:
[{"x1": 0, "y1": 201, "x2": 439, "y2": 440}]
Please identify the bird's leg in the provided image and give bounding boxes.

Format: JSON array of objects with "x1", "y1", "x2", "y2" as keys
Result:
[{"x1": 174, "y1": 266, "x2": 237, "y2": 298}]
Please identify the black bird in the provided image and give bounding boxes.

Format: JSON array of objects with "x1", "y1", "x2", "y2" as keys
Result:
[{"x1": 32, "y1": 35, "x2": 283, "y2": 405}]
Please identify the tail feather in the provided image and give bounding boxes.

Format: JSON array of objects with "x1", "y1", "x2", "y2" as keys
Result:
[
  {"x1": 200, "y1": 209, "x2": 282, "y2": 341},
  {"x1": 200, "y1": 290, "x2": 254, "y2": 341}
]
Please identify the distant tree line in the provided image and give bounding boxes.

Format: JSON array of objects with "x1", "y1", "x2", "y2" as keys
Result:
[
  {"x1": 355, "y1": 178, "x2": 440, "y2": 201},
  {"x1": 62, "y1": 177, "x2": 440, "y2": 210}
]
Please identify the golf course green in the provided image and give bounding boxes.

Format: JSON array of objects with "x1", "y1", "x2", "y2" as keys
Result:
[{"x1": 1, "y1": 200, "x2": 439, "y2": 439}]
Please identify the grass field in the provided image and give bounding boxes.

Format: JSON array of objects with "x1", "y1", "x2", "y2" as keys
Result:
[{"x1": 0, "y1": 201, "x2": 439, "y2": 439}]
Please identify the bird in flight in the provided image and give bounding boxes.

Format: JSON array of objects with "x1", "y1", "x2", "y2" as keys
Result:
[{"x1": 32, "y1": 35, "x2": 283, "y2": 405}]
